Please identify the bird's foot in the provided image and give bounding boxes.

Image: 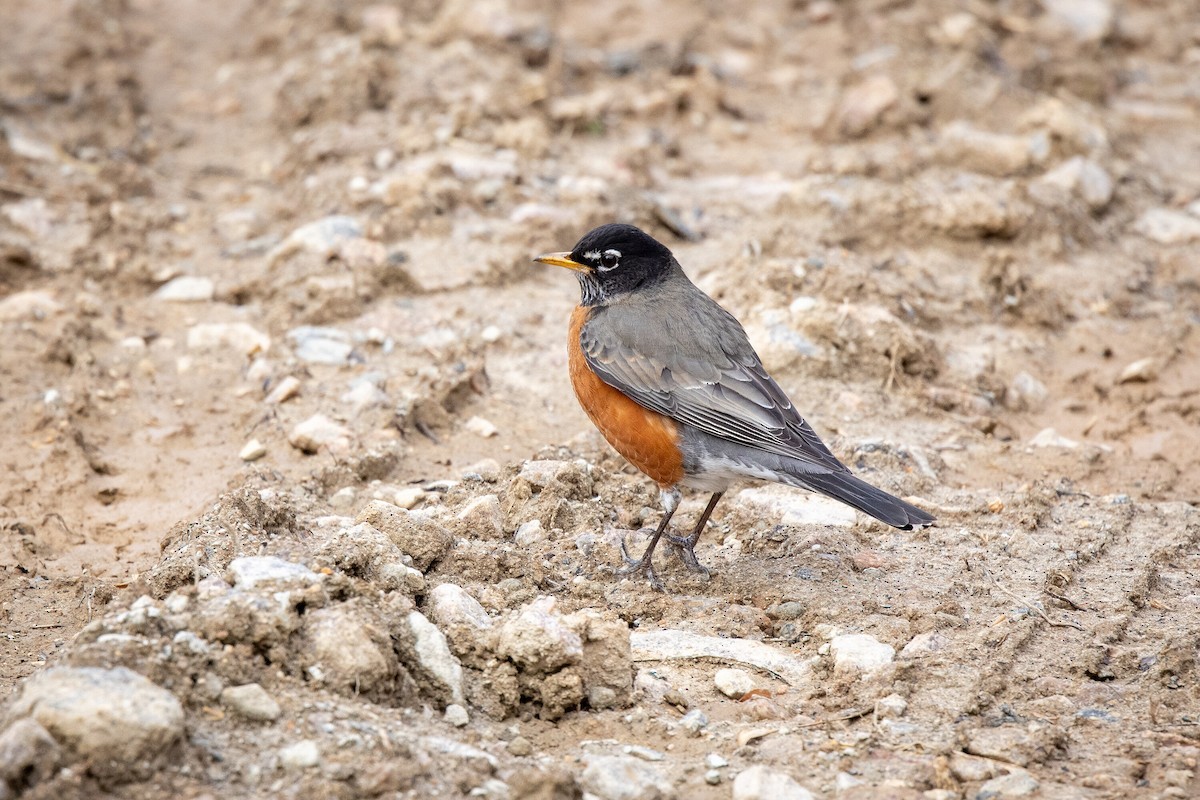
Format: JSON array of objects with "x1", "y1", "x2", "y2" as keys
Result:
[
  {"x1": 665, "y1": 532, "x2": 712, "y2": 579},
  {"x1": 617, "y1": 529, "x2": 666, "y2": 592}
]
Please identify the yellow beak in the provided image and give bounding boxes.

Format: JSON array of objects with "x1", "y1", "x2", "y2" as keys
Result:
[{"x1": 533, "y1": 251, "x2": 591, "y2": 272}]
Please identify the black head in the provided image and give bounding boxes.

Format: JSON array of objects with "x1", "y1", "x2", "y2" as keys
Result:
[{"x1": 534, "y1": 223, "x2": 678, "y2": 306}]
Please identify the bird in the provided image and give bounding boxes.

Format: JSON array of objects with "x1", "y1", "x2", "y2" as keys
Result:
[{"x1": 534, "y1": 223, "x2": 934, "y2": 590}]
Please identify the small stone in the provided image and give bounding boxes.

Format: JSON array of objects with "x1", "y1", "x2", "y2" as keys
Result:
[
  {"x1": 0, "y1": 718, "x2": 61, "y2": 793},
  {"x1": 289, "y1": 414, "x2": 353, "y2": 455},
  {"x1": 265, "y1": 375, "x2": 301, "y2": 405},
  {"x1": 0, "y1": 290, "x2": 63, "y2": 322},
  {"x1": 680, "y1": 709, "x2": 709, "y2": 736},
  {"x1": 705, "y1": 753, "x2": 729, "y2": 769},
  {"x1": 978, "y1": 770, "x2": 1040, "y2": 797},
  {"x1": 829, "y1": 634, "x2": 895, "y2": 673},
  {"x1": 901, "y1": 631, "x2": 950, "y2": 658},
  {"x1": 279, "y1": 740, "x2": 320, "y2": 770},
  {"x1": 507, "y1": 736, "x2": 533, "y2": 756},
  {"x1": 765, "y1": 601, "x2": 805, "y2": 620},
  {"x1": 220, "y1": 683, "x2": 282, "y2": 721},
  {"x1": 1041, "y1": 0, "x2": 1113, "y2": 43},
  {"x1": 851, "y1": 550, "x2": 890, "y2": 571},
  {"x1": 408, "y1": 610, "x2": 466, "y2": 704},
  {"x1": 329, "y1": 486, "x2": 357, "y2": 510},
  {"x1": 356, "y1": 501, "x2": 453, "y2": 571},
  {"x1": 835, "y1": 75, "x2": 898, "y2": 138},
  {"x1": 444, "y1": 703, "x2": 470, "y2": 727},
  {"x1": 269, "y1": 215, "x2": 362, "y2": 265},
  {"x1": 580, "y1": 755, "x2": 674, "y2": 800},
  {"x1": 457, "y1": 494, "x2": 504, "y2": 539},
  {"x1": 7, "y1": 667, "x2": 183, "y2": 773},
  {"x1": 1117, "y1": 357, "x2": 1158, "y2": 384},
  {"x1": 239, "y1": 438, "x2": 267, "y2": 462},
  {"x1": 514, "y1": 519, "x2": 546, "y2": 546},
  {"x1": 877, "y1": 693, "x2": 908, "y2": 719},
  {"x1": 714, "y1": 668, "x2": 755, "y2": 698},
  {"x1": 496, "y1": 596, "x2": 583, "y2": 671},
  {"x1": 186, "y1": 322, "x2": 270, "y2": 356},
  {"x1": 154, "y1": 275, "x2": 215, "y2": 302},
  {"x1": 287, "y1": 326, "x2": 354, "y2": 365},
  {"x1": 342, "y1": 381, "x2": 388, "y2": 416},
  {"x1": 480, "y1": 325, "x2": 503, "y2": 343},
  {"x1": 1029, "y1": 427, "x2": 1079, "y2": 449},
  {"x1": 465, "y1": 415, "x2": 499, "y2": 438},
  {"x1": 624, "y1": 745, "x2": 665, "y2": 761},
  {"x1": 732, "y1": 765, "x2": 814, "y2": 800},
  {"x1": 304, "y1": 606, "x2": 396, "y2": 693},
  {"x1": 462, "y1": 458, "x2": 501, "y2": 481},
  {"x1": 950, "y1": 752, "x2": 999, "y2": 782},
  {"x1": 706, "y1": 770, "x2": 722, "y2": 785},
  {"x1": 227, "y1": 556, "x2": 319, "y2": 589},
  {"x1": 939, "y1": 121, "x2": 1038, "y2": 176},
  {"x1": 393, "y1": 487, "x2": 426, "y2": 509},
  {"x1": 1135, "y1": 208, "x2": 1200, "y2": 244},
  {"x1": 429, "y1": 583, "x2": 494, "y2": 652}
]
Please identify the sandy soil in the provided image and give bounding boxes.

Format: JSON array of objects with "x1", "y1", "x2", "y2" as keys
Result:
[{"x1": 1, "y1": 0, "x2": 1198, "y2": 797}]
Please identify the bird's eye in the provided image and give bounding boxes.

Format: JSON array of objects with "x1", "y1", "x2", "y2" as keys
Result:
[{"x1": 600, "y1": 251, "x2": 620, "y2": 270}]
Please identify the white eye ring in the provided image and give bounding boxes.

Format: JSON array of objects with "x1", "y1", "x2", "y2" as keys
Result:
[{"x1": 599, "y1": 249, "x2": 621, "y2": 271}]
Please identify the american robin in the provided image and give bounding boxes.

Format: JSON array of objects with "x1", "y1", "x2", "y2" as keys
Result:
[{"x1": 535, "y1": 223, "x2": 934, "y2": 589}]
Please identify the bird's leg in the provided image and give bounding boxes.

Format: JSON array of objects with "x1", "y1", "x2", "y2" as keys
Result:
[
  {"x1": 617, "y1": 488, "x2": 680, "y2": 592},
  {"x1": 666, "y1": 492, "x2": 724, "y2": 577}
]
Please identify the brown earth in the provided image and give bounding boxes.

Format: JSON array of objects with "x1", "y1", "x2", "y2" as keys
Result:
[{"x1": 1, "y1": 0, "x2": 1198, "y2": 797}]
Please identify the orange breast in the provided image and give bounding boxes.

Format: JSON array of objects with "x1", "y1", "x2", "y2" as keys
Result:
[{"x1": 568, "y1": 306, "x2": 684, "y2": 488}]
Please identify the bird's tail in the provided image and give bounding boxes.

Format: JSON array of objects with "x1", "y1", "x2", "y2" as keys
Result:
[{"x1": 786, "y1": 470, "x2": 935, "y2": 530}]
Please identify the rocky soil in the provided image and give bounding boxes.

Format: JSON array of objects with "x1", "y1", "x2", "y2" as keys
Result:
[{"x1": 2, "y1": 0, "x2": 1199, "y2": 798}]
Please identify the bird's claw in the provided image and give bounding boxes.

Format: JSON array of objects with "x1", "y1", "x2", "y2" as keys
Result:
[
  {"x1": 665, "y1": 532, "x2": 712, "y2": 579},
  {"x1": 616, "y1": 529, "x2": 666, "y2": 592}
]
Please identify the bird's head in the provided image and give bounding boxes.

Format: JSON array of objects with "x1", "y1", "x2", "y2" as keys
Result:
[{"x1": 534, "y1": 223, "x2": 677, "y2": 306}]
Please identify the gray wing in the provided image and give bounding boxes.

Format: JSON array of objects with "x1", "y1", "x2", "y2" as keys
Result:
[{"x1": 580, "y1": 299, "x2": 850, "y2": 475}]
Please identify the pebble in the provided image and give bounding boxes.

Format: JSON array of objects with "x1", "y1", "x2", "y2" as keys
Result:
[
  {"x1": 265, "y1": 375, "x2": 301, "y2": 404},
  {"x1": 732, "y1": 765, "x2": 814, "y2": 800},
  {"x1": 0, "y1": 718, "x2": 61, "y2": 792},
  {"x1": 1135, "y1": 208, "x2": 1200, "y2": 244},
  {"x1": 429, "y1": 583, "x2": 494, "y2": 644},
  {"x1": 1117, "y1": 357, "x2": 1158, "y2": 384},
  {"x1": 0, "y1": 290, "x2": 63, "y2": 322},
  {"x1": 507, "y1": 736, "x2": 533, "y2": 756},
  {"x1": 706, "y1": 770, "x2": 722, "y2": 785},
  {"x1": 977, "y1": 770, "x2": 1040, "y2": 798},
  {"x1": 408, "y1": 610, "x2": 466, "y2": 704},
  {"x1": 480, "y1": 325, "x2": 503, "y2": 343},
  {"x1": 1040, "y1": 157, "x2": 1114, "y2": 211},
  {"x1": 580, "y1": 755, "x2": 674, "y2": 800},
  {"x1": 304, "y1": 605, "x2": 395, "y2": 692},
  {"x1": 765, "y1": 601, "x2": 805, "y2": 620},
  {"x1": 342, "y1": 381, "x2": 388, "y2": 415},
  {"x1": 356, "y1": 501, "x2": 453, "y2": 571},
  {"x1": 269, "y1": 215, "x2": 362, "y2": 265},
  {"x1": 496, "y1": 596, "x2": 583, "y2": 671},
  {"x1": 829, "y1": 634, "x2": 895, "y2": 673},
  {"x1": 836, "y1": 75, "x2": 898, "y2": 138},
  {"x1": 1028, "y1": 427, "x2": 1079, "y2": 449},
  {"x1": 287, "y1": 326, "x2": 354, "y2": 365},
  {"x1": 514, "y1": 519, "x2": 546, "y2": 546},
  {"x1": 714, "y1": 667, "x2": 755, "y2": 698},
  {"x1": 1041, "y1": 0, "x2": 1113, "y2": 43},
  {"x1": 624, "y1": 745, "x2": 665, "y2": 761},
  {"x1": 444, "y1": 704, "x2": 470, "y2": 727},
  {"x1": 227, "y1": 556, "x2": 319, "y2": 589},
  {"x1": 153, "y1": 275, "x2": 215, "y2": 302},
  {"x1": 734, "y1": 485, "x2": 856, "y2": 527},
  {"x1": 288, "y1": 413, "x2": 353, "y2": 455},
  {"x1": 705, "y1": 753, "x2": 729, "y2": 769},
  {"x1": 939, "y1": 121, "x2": 1041, "y2": 176},
  {"x1": 187, "y1": 322, "x2": 270, "y2": 356},
  {"x1": 1007, "y1": 371, "x2": 1050, "y2": 412},
  {"x1": 279, "y1": 739, "x2": 320, "y2": 770},
  {"x1": 220, "y1": 683, "x2": 282, "y2": 721},
  {"x1": 877, "y1": 693, "x2": 908, "y2": 719},
  {"x1": 7, "y1": 667, "x2": 184, "y2": 770},
  {"x1": 465, "y1": 415, "x2": 499, "y2": 438},
  {"x1": 239, "y1": 438, "x2": 267, "y2": 461},
  {"x1": 630, "y1": 630, "x2": 814, "y2": 689},
  {"x1": 392, "y1": 487, "x2": 426, "y2": 509},
  {"x1": 680, "y1": 709, "x2": 709, "y2": 736},
  {"x1": 329, "y1": 486, "x2": 357, "y2": 510},
  {"x1": 456, "y1": 494, "x2": 505, "y2": 539}
]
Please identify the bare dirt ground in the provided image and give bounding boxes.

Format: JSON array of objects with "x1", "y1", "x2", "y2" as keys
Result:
[{"x1": 1, "y1": 0, "x2": 1199, "y2": 798}]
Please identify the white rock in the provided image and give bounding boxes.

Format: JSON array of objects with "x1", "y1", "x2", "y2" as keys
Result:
[
  {"x1": 734, "y1": 485, "x2": 857, "y2": 527},
  {"x1": 329, "y1": 486, "x2": 357, "y2": 510},
  {"x1": 1041, "y1": 0, "x2": 1113, "y2": 43},
  {"x1": 1029, "y1": 427, "x2": 1079, "y2": 449},
  {"x1": 465, "y1": 415, "x2": 499, "y2": 438},
  {"x1": 979, "y1": 770, "x2": 1040, "y2": 797},
  {"x1": 393, "y1": 487, "x2": 426, "y2": 509},
  {"x1": 899, "y1": 631, "x2": 950, "y2": 658},
  {"x1": 154, "y1": 276, "x2": 214, "y2": 302},
  {"x1": 288, "y1": 413, "x2": 352, "y2": 455},
  {"x1": 269, "y1": 215, "x2": 362, "y2": 265},
  {"x1": 220, "y1": 683, "x2": 281, "y2": 721},
  {"x1": 836, "y1": 75, "x2": 898, "y2": 137},
  {"x1": 7, "y1": 667, "x2": 183, "y2": 769},
  {"x1": 1117, "y1": 357, "x2": 1158, "y2": 384},
  {"x1": 0, "y1": 717, "x2": 61, "y2": 791},
  {"x1": 714, "y1": 668, "x2": 755, "y2": 699},
  {"x1": 514, "y1": 519, "x2": 546, "y2": 546},
  {"x1": 342, "y1": 381, "x2": 388, "y2": 415},
  {"x1": 264, "y1": 375, "x2": 301, "y2": 405},
  {"x1": 631, "y1": 630, "x2": 815, "y2": 688},
  {"x1": 480, "y1": 325, "x2": 503, "y2": 343},
  {"x1": 408, "y1": 610, "x2": 466, "y2": 704},
  {"x1": 305, "y1": 606, "x2": 394, "y2": 692},
  {"x1": 457, "y1": 494, "x2": 504, "y2": 538},
  {"x1": 1135, "y1": 208, "x2": 1200, "y2": 244},
  {"x1": 1007, "y1": 371, "x2": 1049, "y2": 412},
  {"x1": 705, "y1": 753, "x2": 729, "y2": 769},
  {"x1": 187, "y1": 322, "x2": 270, "y2": 356},
  {"x1": 1035, "y1": 156, "x2": 1113, "y2": 211},
  {"x1": 430, "y1": 584, "x2": 493, "y2": 632},
  {"x1": 444, "y1": 704, "x2": 470, "y2": 727},
  {"x1": 2, "y1": 197, "x2": 53, "y2": 236},
  {"x1": 496, "y1": 596, "x2": 583, "y2": 671},
  {"x1": 939, "y1": 121, "x2": 1038, "y2": 176},
  {"x1": 239, "y1": 438, "x2": 267, "y2": 462},
  {"x1": 829, "y1": 634, "x2": 895, "y2": 673},
  {"x1": 580, "y1": 755, "x2": 675, "y2": 800},
  {"x1": 877, "y1": 693, "x2": 908, "y2": 719},
  {"x1": 0, "y1": 290, "x2": 63, "y2": 322},
  {"x1": 279, "y1": 739, "x2": 320, "y2": 770},
  {"x1": 287, "y1": 326, "x2": 354, "y2": 365},
  {"x1": 227, "y1": 556, "x2": 319, "y2": 589},
  {"x1": 732, "y1": 765, "x2": 814, "y2": 800}
]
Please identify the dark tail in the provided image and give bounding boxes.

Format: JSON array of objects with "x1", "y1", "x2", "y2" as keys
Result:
[{"x1": 787, "y1": 471, "x2": 935, "y2": 530}]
